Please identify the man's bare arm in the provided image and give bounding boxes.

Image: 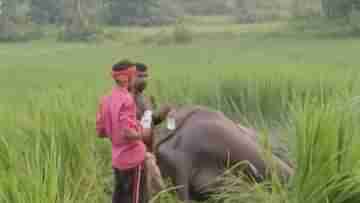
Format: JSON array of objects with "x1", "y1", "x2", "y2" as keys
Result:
[{"x1": 152, "y1": 104, "x2": 172, "y2": 126}]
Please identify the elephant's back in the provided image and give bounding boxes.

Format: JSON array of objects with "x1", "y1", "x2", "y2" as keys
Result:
[
  {"x1": 153, "y1": 106, "x2": 227, "y2": 151},
  {"x1": 154, "y1": 105, "x2": 258, "y2": 154},
  {"x1": 168, "y1": 107, "x2": 253, "y2": 151},
  {"x1": 177, "y1": 115, "x2": 257, "y2": 152}
]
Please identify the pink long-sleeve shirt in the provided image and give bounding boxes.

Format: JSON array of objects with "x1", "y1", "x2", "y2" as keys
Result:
[{"x1": 96, "y1": 86, "x2": 146, "y2": 170}]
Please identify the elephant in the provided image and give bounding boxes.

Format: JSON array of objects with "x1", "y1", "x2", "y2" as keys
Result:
[
  {"x1": 131, "y1": 78, "x2": 293, "y2": 202},
  {"x1": 150, "y1": 105, "x2": 294, "y2": 203}
]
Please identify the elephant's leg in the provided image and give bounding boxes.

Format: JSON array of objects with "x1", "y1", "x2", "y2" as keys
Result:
[
  {"x1": 158, "y1": 148, "x2": 192, "y2": 203},
  {"x1": 190, "y1": 167, "x2": 224, "y2": 201}
]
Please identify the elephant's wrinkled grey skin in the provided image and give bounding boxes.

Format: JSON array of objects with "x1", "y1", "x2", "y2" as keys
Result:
[{"x1": 153, "y1": 105, "x2": 294, "y2": 203}]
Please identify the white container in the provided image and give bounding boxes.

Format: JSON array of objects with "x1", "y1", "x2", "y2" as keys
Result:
[
  {"x1": 167, "y1": 116, "x2": 176, "y2": 130},
  {"x1": 141, "y1": 110, "x2": 153, "y2": 129}
]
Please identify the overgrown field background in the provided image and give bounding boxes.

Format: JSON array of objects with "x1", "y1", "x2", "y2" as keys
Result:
[{"x1": 2, "y1": 20, "x2": 360, "y2": 203}]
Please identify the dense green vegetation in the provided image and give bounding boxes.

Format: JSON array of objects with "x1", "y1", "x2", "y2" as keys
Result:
[{"x1": 2, "y1": 20, "x2": 360, "y2": 202}]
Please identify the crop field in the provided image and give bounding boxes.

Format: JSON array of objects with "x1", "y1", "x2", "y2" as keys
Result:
[{"x1": 1, "y1": 22, "x2": 360, "y2": 203}]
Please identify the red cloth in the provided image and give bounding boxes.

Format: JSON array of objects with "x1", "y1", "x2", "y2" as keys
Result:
[{"x1": 96, "y1": 86, "x2": 146, "y2": 170}]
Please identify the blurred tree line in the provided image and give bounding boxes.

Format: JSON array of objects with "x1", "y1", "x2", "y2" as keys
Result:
[
  {"x1": 1, "y1": 0, "x2": 360, "y2": 42},
  {"x1": 0, "y1": 0, "x2": 174, "y2": 41},
  {"x1": 322, "y1": 0, "x2": 360, "y2": 19}
]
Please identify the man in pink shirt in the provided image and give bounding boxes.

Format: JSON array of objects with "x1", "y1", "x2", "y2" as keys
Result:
[{"x1": 96, "y1": 60, "x2": 151, "y2": 203}]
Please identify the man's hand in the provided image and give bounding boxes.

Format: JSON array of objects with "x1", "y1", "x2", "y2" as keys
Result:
[
  {"x1": 124, "y1": 128, "x2": 141, "y2": 141},
  {"x1": 160, "y1": 104, "x2": 172, "y2": 115},
  {"x1": 153, "y1": 104, "x2": 174, "y2": 126},
  {"x1": 124, "y1": 127, "x2": 152, "y2": 141},
  {"x1": 141, "y1": 128, "x2": 152, "y2": 143}
]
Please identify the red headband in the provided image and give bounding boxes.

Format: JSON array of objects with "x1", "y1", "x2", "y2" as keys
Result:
[{"x1": 111, "y1": 66, "x2": 137, "y2": 80}]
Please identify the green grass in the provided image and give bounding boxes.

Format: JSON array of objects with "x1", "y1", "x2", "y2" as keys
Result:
[{"x1": 2, "y1": 22, "x2": 360, "y2": 202}]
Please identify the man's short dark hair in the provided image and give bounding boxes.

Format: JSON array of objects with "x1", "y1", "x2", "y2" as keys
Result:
[
  {"x1": 112, "y1": 59, "x2": 134, "y2": 71},
  {"x1": 135, "y1": 63, "x2": 148, "y2": 72}
]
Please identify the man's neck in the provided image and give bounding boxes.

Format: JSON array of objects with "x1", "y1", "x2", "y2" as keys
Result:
[
  {"x1": 133, "y1": 89, "x2": 143, "y2": 96},
  {"x1": 113, "y1": 84, "x2": 128, "y2": 93}
]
